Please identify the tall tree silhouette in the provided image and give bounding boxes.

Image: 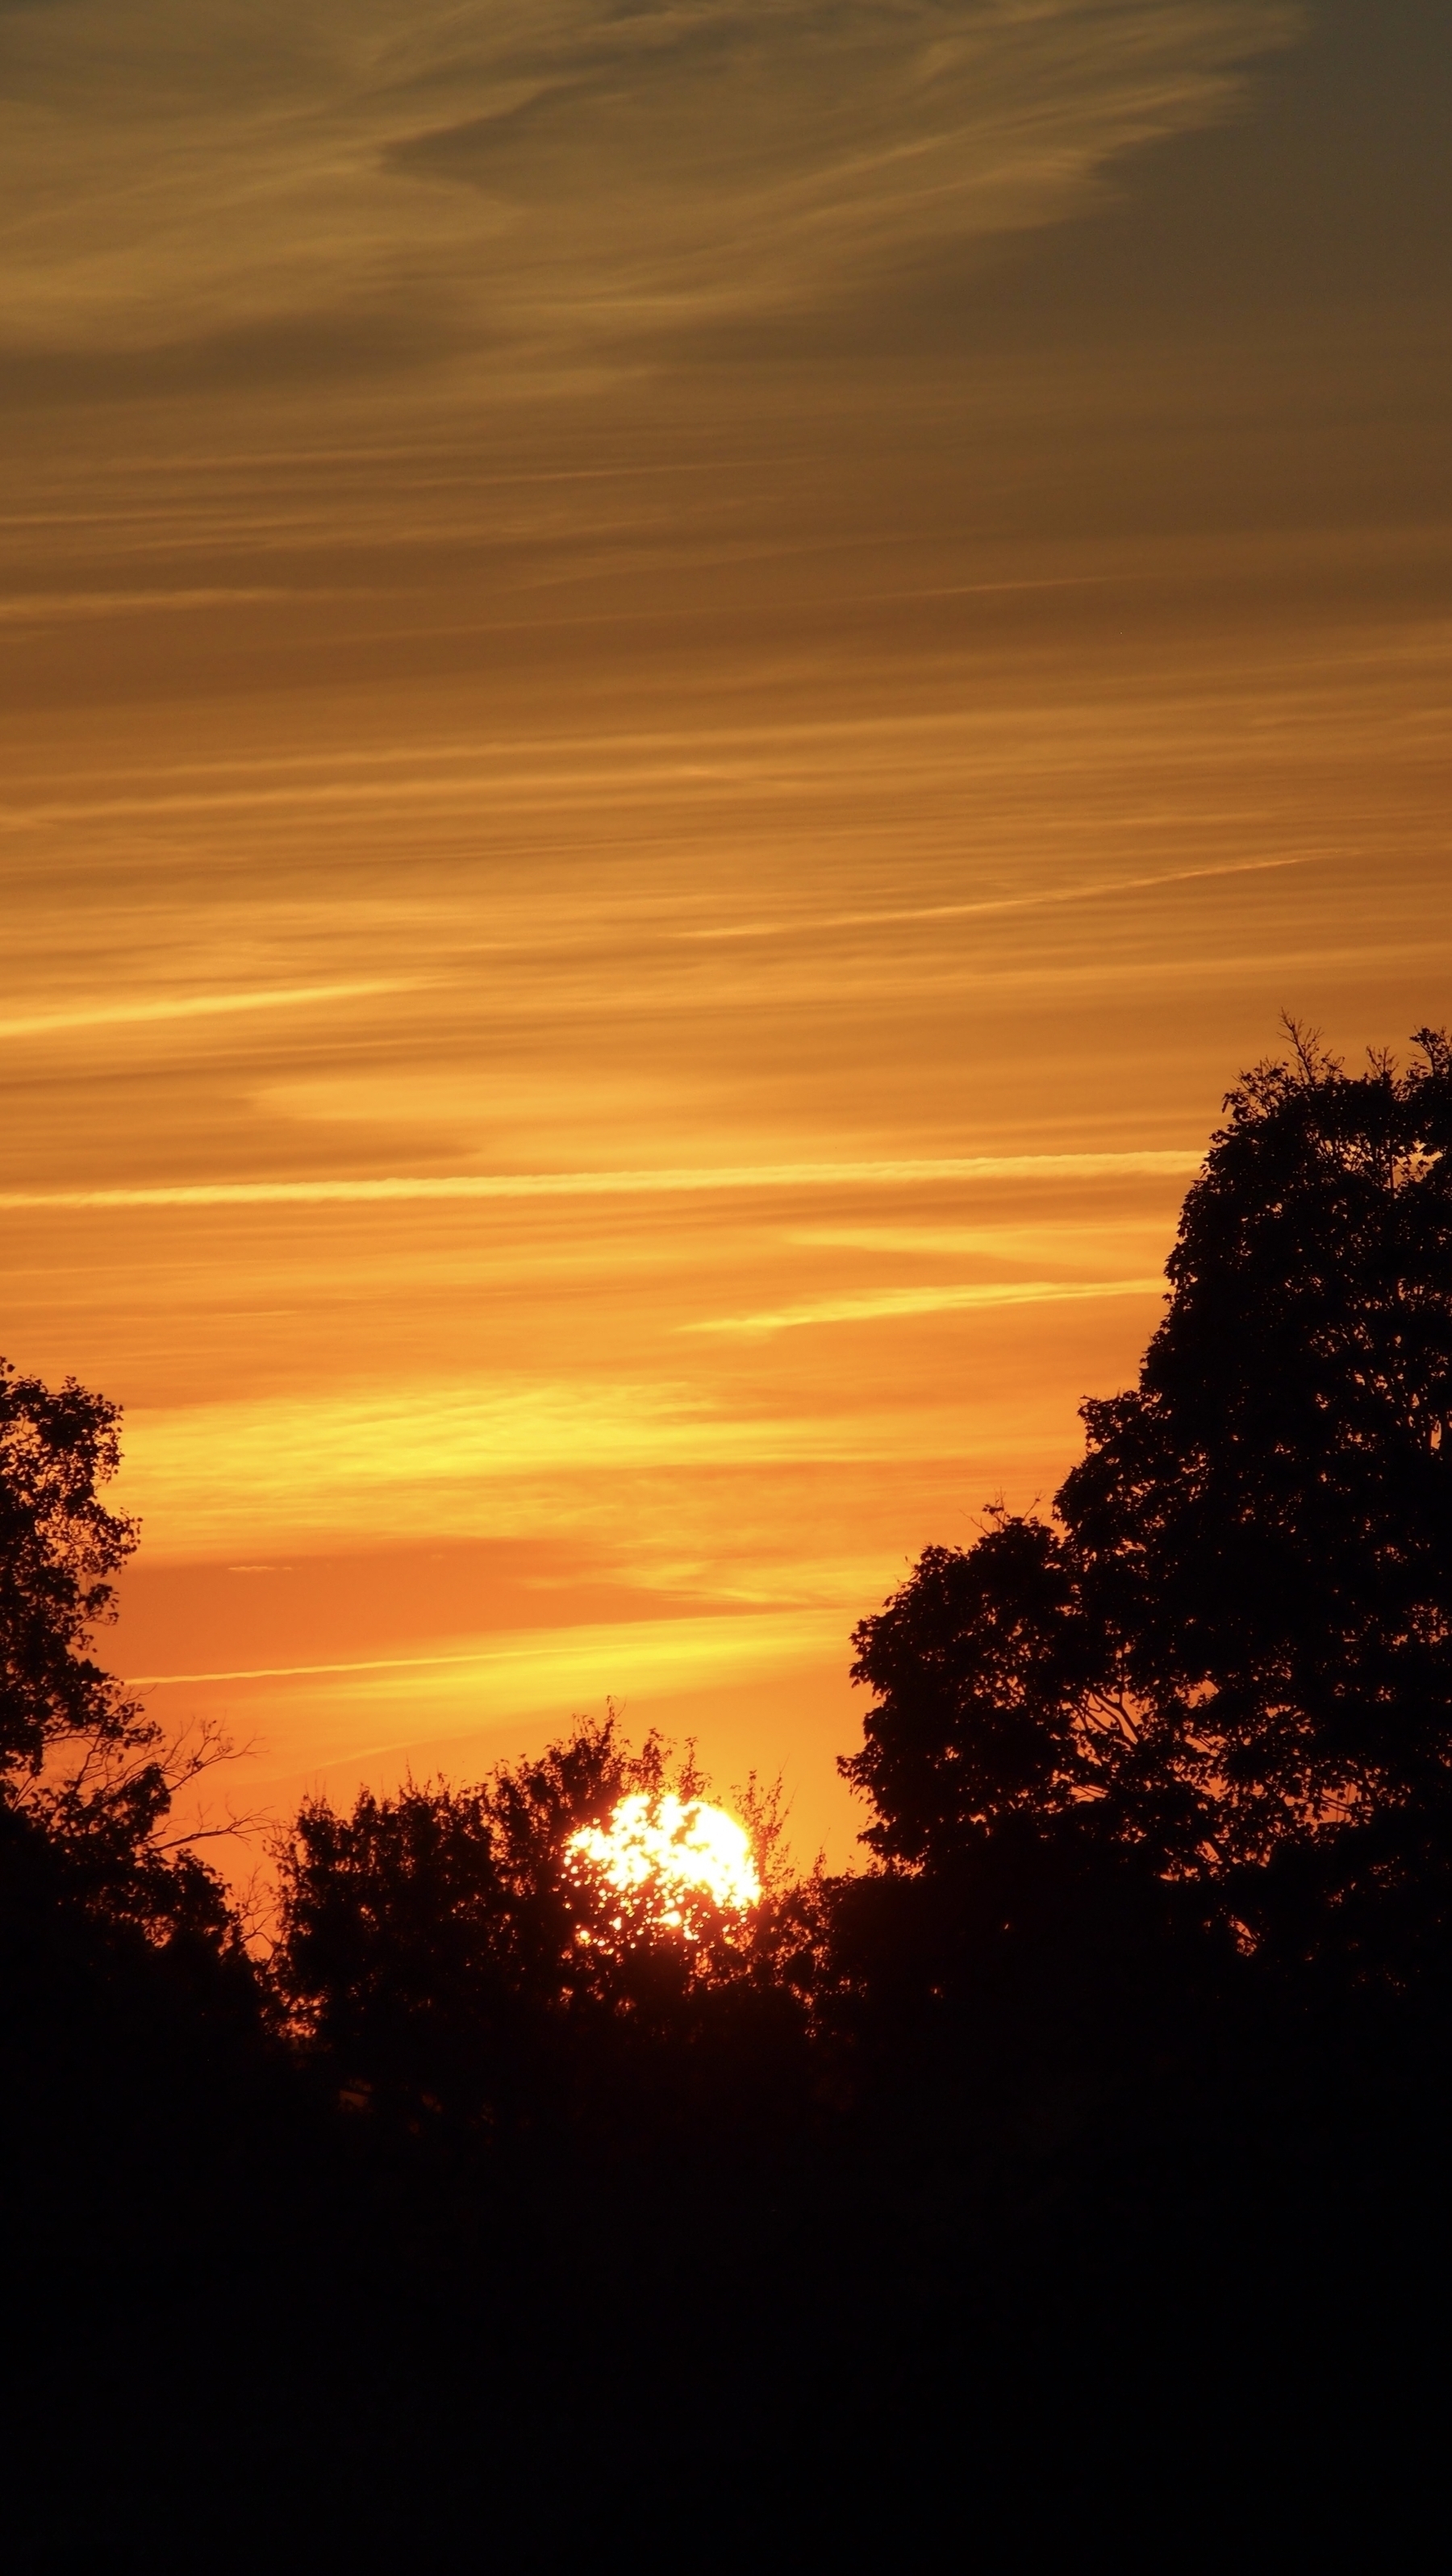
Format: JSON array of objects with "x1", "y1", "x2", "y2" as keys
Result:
[
  {"x1": 845, "y1": 1029, "x2": 1452, "y2": 1974},
  {"x1": 1, "y1": 1360, "x2": 141, "y2": 1790},
  {"x1": 0, "y1": 1354, "x2": 236, "y2": 1942}
]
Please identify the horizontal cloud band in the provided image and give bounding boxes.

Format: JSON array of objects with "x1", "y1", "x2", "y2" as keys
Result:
[
  {"x1": 124, "y1": 1605, "x2": 841, "y2": 1697},
  {"x1": 0, "y1": 1154, "x2": 1202, "y2": 1212},
  {"x1": 685, "y1": 1277, "x2": 1167, "y2": 1336},
  {"x1": 0, "y1": 982, "x2": 408, "y2": 1041}
]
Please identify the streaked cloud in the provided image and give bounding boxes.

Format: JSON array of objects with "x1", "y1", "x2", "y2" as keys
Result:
[
  {"x1": 127, "y1": 1603, "x2": 841, "y2": 1696},
  {"x1": 0, "y1": 588, "x2": 294, "y2": 627},
  {"x1": 685, "y1": 1275, "x2": 1166, "y2": 1336},
  {"x1": 108, "y1": 1377, "x2": 925, "y2": 1555},
  {"x1": 0, "y1": 983, "x2": 412, "y2": 1041},
  {"x1": 788, "y1": 1223, "x2": 1174, "y2": 1257},
  {"x1": 0, "y1": 1, "x2": 1300, "y2": 389},
  {"x1": 0, "y1": 1153, "x2": 1203, "y2": 1211},
  {"x1": 674, "y1": 855, "x2": 1316, "y2": 942},
  {"x1": 112, "y1": 1380, "x2": 736, "y2": 1546}
]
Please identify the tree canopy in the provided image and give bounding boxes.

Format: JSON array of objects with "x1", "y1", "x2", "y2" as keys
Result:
[
  {"x1": 0, "y1": 1355, "x2": 236, "y2": 1945},
  {"x1": 844, "y1": 1028, "x2": 1452, "y2": 1974},
  {"x1": 1, "y1": 1359, "x2": 141, "y2": 1786},
  {"x1": 273, "y1": 1714, "x2": 803, "y2": 2127}
]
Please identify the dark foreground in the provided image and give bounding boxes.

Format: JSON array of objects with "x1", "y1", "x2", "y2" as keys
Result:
[{"x1": 6, "y1": 1837, "x2": 1448, "y2": 2574}]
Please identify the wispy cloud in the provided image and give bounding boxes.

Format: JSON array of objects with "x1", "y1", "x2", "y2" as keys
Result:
[
  {"x1": 674, "y1": 856, "x2": 1317, "y2": 942},
  {"x1": 788, "y1": 1224, "x2": 1170, "y2": 1256},
  {"x1": 684, "y1": 1277, "x2": 1166, "y2": 1336},
  {"x1": 0, "y1": 1, "x2": 1303, "y2": 389},
  {"x1": 0, "y1": 1153, "x2": 1202, "y2": 1211},
  {"x1": 127, "y1": 1603, "x2": 839, "y2": 1694},
  {"x1": 0, "y1": 589, "x2": 292, "y2": 626},
  {"x1": 0, "y1": 983, "x2": 411, "y2": 1042},
  {"x1": 109, "y1": 1378, "x2": 921, "y2": 1554}
]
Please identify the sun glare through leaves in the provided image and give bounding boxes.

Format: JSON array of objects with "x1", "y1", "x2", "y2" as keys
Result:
[{"x1": 565, "y1": 1793, "x2": 761, "y2": 1940}]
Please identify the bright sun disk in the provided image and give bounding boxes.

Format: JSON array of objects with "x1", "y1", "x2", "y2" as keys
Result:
[{"x1": 565, "y1": 1793, "x2": 761, "y2": 1933}]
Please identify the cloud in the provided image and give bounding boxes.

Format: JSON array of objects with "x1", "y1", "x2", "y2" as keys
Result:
[
  {"x1": 0, "y1": 982, "x2": 410, "y2": 1040},
  {"x1": 684, "y1": 1275, "x2": 1166, "y2": 1336},
  {"x1": 0, "y1": 589, "x2": 293, "y2": 625},
  {"x1": 108, "y1": 1376, "x2": 895, "y2": 1553},
  {"x1": 673, "y1": 855, "x2": 1316, "y2": 942},
  {"x1": 0, "y1": 1153, "x2": 1203, "y2": 1211},
  {"x1": 0, "y1": 1, "x2": 1303, "y2": 394},
  {"x1": 127, "y1": 1604, "x2": 839, "y2": 1694}
]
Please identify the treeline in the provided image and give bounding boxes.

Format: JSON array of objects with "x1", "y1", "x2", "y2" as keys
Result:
[{"x1": 5, "y1": 1028, "x2": 1452, "y2": 2568}]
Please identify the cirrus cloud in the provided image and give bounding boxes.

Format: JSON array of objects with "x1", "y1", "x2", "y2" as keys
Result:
[{"x1": 0, "y1": 0, "x2": 1304, "y2": 386}]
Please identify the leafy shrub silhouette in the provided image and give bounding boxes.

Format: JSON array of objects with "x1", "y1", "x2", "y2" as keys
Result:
[{"x1": 273, "y1": 1715, "x2": 811, "y2": 2134}]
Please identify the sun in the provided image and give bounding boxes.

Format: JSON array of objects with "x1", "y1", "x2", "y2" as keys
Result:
[{"x1": 565, "y1": 1793, "x2": 761, "y2": 1937}]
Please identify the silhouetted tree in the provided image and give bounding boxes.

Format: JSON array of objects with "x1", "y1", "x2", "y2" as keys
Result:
[
  {"x1": 273, "y1": 1712, "x2": 643, "y2": 2116},
  {"x1": 0, "y1": 1354, "x2": 240, "y2": 1947},
  {"x1": 839, "y1": 1513, "x2": 1113, "y2": 1865},
  {"x1": 844, "y1": 1028, "x2": 1452, "y2": 1978},
  {"x1": 273, "y1": 1714, "x2": 802, "y2": 2130},
  {"x1": 2, "y1": 1359, "x2": 144, "y2": 1789}
]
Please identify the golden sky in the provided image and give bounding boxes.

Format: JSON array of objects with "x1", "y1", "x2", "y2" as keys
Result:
[{"x1": 3, "y1": 0, "x2": 1449, "y2": 1864}]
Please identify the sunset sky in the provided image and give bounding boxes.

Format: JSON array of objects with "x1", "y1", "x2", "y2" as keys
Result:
[{"x1": 3, "y1": 0, "x2": 1448, "y2": 1865}]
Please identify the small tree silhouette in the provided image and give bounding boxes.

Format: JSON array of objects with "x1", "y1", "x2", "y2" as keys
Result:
[{"x1": 274, "y1": 1714, "x2": 808, "y2": 2128}]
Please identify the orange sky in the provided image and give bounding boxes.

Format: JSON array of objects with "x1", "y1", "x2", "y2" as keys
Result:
[{"x1": 2, "y1": 0, "x2": 1449, "y2": 1867}]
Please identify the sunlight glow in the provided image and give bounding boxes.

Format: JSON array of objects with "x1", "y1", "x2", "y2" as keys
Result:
[{"x1": 565, "y1": 1793, "x2": 761, "y2": 1936}]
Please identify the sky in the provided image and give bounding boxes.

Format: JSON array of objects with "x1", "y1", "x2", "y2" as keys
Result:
[{"x1": 3, "y1": 0, "x2": 1449, "y2": 1868}]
